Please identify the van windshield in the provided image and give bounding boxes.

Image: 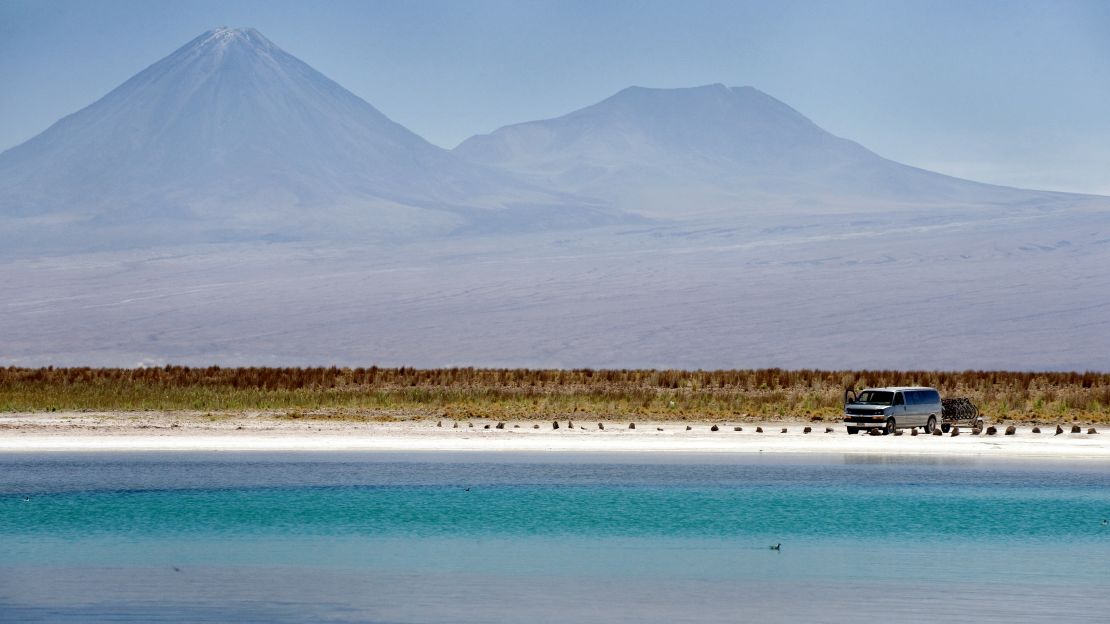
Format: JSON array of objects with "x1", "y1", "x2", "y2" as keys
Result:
[{"x1": 855, "y1": 391, "x2": 894, "y2": 405}]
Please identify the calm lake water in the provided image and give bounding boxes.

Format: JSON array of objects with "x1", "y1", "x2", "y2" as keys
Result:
[{"x1": 1, "y1": 452, "x2": 1108, "y2": 623}]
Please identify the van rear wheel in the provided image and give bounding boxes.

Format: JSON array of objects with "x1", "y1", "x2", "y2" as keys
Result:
[
  {"x1": 884, "y1": 418, "x2": 896, "y2": 435},
  {"x1": 924, "y1": 417, "x2": 936, "y2": 434}
]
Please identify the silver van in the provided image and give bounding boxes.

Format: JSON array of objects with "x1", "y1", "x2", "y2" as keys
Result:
[{"x1": 843, "y1": 386, "x2": 942, "y2": 435}]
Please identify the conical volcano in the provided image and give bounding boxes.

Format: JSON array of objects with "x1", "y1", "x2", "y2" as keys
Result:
[{"x1": 0, "y1": 27, "x2": 601, "y2": 250}]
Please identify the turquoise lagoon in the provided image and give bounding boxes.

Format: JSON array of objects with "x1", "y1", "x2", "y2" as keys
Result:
[{"x1": 1, "y1": 452, "x2": 1107, "y2": 622}]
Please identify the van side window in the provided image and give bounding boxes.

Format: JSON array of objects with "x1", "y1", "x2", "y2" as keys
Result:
[
  {"x1": 894, "y1": 393, "x2": 905, "y2": 406},
  {"x1": 906, "y1": 391, "x2": 919, "y2": 405}
]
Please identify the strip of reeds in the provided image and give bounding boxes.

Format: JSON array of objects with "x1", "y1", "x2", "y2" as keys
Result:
[{"x1": 1, "y1": 367, "x2": 1108, "y2": 423}]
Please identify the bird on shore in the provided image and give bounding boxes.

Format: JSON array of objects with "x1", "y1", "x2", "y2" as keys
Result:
[{"x1": 770, "y1": 543, "x2": 781, "y2": 551}]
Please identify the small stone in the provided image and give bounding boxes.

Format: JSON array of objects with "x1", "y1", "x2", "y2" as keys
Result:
[
  {"x1": 1031, "y1": 426, "x2": 1040, "y2": 433},
  {"x1": 734, "y1": 426, "x2": 743, "y2": 432},
  {"x1": 986, "y1": 426, "x2": 997, "y2": 435},
  {"x1": 533, "y1": 424, "x2": 539, "y2": 429},
  {"x1": 711, "y1": 425, "x2": 719, "y2": 431},
  {"x1": 1071, "y1": 425, "x2": 1081, "y2": 433},
  {"x1": 1005, "y1": 425, "x2": 1016, "y2": 435},
  {"x1": 932, "y1": 428, "x2": 942, "y2": 436},
  {"x1": 580, "y1": 426, "x2": 586, "y2": 430},
  {"x1": 686, "y1": 425, "x2": 692, "y2": 431},
  {"x1": 484, "y1": 424, "x2": 491, "y2": 429},
  {"x1": 869, "y1": 428, "x2": 882, "y2": 436},
  {"x1": 894, "y1": 430, "x2": 903, "y2": 436},
  {"x1": 437, "y1": 420, "x2": 442, "y2": 427},
  {"x1": 781, "y1": 428, "x2": 788, "y2": 433},
  {"x1": 911, "y1": 428, "x2": 918, "y2": 436},
  {"x1": 1056, "y1": 425, "x2": 1064, "y2": 435},
  {"x1": 1089, "y1": 428, "x2": 1099, "y2": 435},
  {"x1": 568, "y1": 420, "x2": 574, "y2": 429},
  {"x1": 803, "y1": 427, "x2": 812, "y2": 434},
  {"x1": 514, "y1": 424, "x2": 520, "y2": 428},
  {"x1": 825, "y1": 427, "x2": 833, "y2": 433},
  {"x1": 972, "y1": 427, "x2": 982, "y2": 435},
  {"x1": 657, "y1": 427, "x2": 663, "y2": 431},
  {"x1": 453, "y1": 422, "x2": 459, "y2": 428},
  {"x1": 598, "y1": 422, "x2": 604, "y2": 430},
  {"x1": 629, "y1": 423, "x2": 636, "y2": 430},
  {"x1": 495, "y1": 422, "x2": 505, "y2": 429},
  {"x1": 951, "y1": 427, "x2": 960, "y2": 436},
  {"x1": 756, "y1": 426, "x2": 763, "y2": 433},
  {"x1": 552, "y1": 421, "x2": 559, "y2": 430}
]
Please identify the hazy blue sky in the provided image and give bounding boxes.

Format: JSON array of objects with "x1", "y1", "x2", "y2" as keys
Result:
[{"x1": 2, "y1": 0, "x2": 1108, "y2": 194}]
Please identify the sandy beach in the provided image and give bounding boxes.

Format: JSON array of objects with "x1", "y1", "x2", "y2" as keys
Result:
[{"x1": 1, "y1": 412, "x2": 1107, "y2": 459}]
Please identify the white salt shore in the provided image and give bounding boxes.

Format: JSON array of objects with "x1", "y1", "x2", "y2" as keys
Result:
[{"x1": 1, "y1": 415, "x2": 1107, "y2": 460}]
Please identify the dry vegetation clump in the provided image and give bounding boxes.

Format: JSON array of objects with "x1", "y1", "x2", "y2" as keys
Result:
[{"x1": 0, "y1": 366, "x2": 1107, "y2": 423}]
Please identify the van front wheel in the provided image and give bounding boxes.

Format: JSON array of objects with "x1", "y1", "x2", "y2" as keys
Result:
[
  {"x1": 884, "y1": 418, "x2": 896, "y2": 435},
  {"x1": 924, "y1": 417, "x2": 936, "y2": 434}
]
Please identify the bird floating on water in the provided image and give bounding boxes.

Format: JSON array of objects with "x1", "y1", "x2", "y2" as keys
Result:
[{"x1": 770, "y1": 543, "x2": 781, "y2": 551}]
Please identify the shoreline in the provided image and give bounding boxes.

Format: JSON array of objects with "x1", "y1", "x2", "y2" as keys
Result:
[{"x1": 2, "y1": 413, "x2": 1108, "y2": 460}]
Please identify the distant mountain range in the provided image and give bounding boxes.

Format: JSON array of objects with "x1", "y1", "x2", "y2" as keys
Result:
[
  {"x1": 3, "y1": 27, "x2": 1109, "y2": 370},
  {"x1": 0, "y1": 27, "x2": 617, "y2": 251},
  {"x1": 0, "y1": 27, "x2": 1100, "y2": 252}
]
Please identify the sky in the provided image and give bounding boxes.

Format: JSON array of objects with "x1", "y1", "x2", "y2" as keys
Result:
[{"x1": 2, "y1": 0, "x2": 1109, "y2": 194}]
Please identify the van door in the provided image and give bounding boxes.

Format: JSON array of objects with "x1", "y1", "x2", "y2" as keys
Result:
[
  {"x1": 902, "y1": 390, "x2": 917, "y2": 426},
  {"x1": 911, "y1": 391, "x2": 928, "y2": 426},
  {"x1": 893, "y1": 391, "x2": 907, "y2": 426}
]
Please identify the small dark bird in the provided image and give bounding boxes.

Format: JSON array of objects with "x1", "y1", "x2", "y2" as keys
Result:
[
  {"x1": 1102, "y1": 519, "x2": 1108, "y2": 526},
  {"x1": 770, "y1": 543, "x2": 781, "y2": 551},
  {"x1": 464, "y1": 487, "x2": 470, "y2": 492},
  {"x1": 21, "y1": 497, "x2": 30, "y2": 502},
  {"x1": 172, "y1": 567, "x2": 181, "y2": 573}
]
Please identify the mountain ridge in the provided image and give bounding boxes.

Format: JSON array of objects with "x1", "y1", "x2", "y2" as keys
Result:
[
  {"x1": 0, "y1": 27, "x2": 613, "y2": 250},
  {"x1": 454, "y1": 83, "x2": 1086, "y2": 219},
  {"x1": 0, "y1": 29, "x2": 1101, "y2": 253}
]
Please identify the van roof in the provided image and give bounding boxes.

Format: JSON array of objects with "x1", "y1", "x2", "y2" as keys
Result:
[{"x1": 863, "y1": 386, "x2": 937, "y2": 392}]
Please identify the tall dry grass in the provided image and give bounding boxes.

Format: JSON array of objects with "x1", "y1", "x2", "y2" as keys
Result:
[{"x1": 1, "y1": 366, "x2": 1108, "y2": 423}]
